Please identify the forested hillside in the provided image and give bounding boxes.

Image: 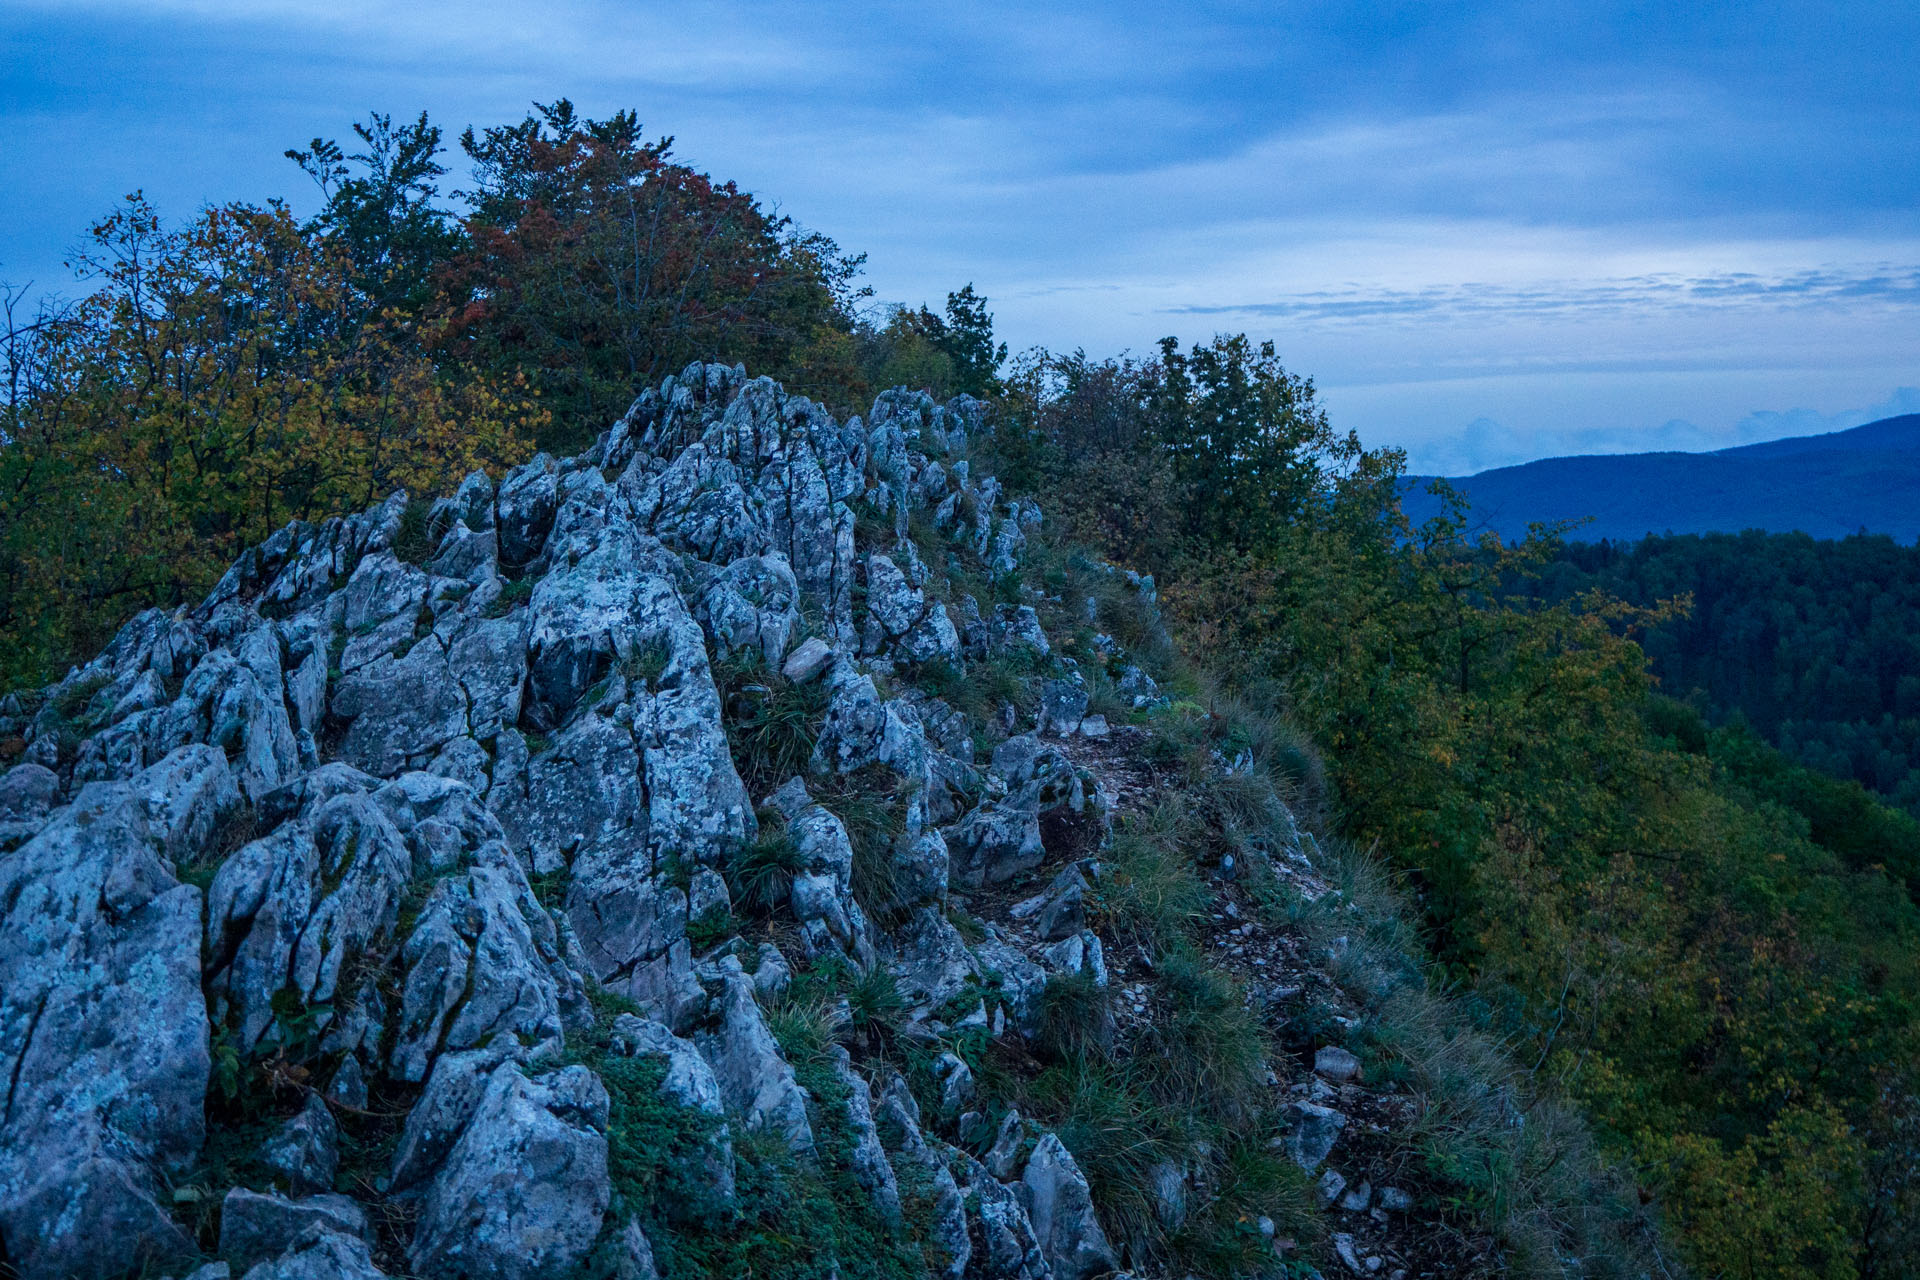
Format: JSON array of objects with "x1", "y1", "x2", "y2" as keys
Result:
[
  {"x1": 1400, "y1": 415, "x2": 1920, "y2": 543},
  {"x1": 3, "y1": 103, "x2": 1918, "y2": 1279},
  {"x1": 984, "y1": 347, "x2": 1920, "y2": 1278},
  {"x1": 1537, "y1": 532, "x2": 1920, "y2": 817}
]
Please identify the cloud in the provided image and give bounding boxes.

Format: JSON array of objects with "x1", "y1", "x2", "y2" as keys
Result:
[{"x1": 1173, "y1": 266, "x2": 1920, "y2": 326}]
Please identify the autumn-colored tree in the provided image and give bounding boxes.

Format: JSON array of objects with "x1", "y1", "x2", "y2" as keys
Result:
[
  {"x1": 440, "y1": 100, "x2": 866, "y2": 449},
  {"x1": 0, "y1": 194, "x2": 537, "y2": 687}
]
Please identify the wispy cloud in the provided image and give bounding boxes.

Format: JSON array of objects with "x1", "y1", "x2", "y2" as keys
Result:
[{"x1": 1172, "y1": 265, "x2": 1920, "y2": 325}]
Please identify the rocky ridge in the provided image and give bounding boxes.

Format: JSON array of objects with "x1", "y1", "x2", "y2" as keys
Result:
[{"x1": 0, "y1": 365, "x2": 1446, "y2": 1280}]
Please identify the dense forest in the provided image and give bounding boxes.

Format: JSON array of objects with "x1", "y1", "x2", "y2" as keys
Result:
[
  {"x1": 1537, "y1": 533, "x2": 1920, "y2": 817},
  {"x1": 5, "y1": 103, "x2": 1919, "y2": 1278}
]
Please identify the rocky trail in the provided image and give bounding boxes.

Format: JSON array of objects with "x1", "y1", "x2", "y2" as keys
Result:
[{"x1": 0, "y1": 365, "x2": 1487, "y2": 1280}]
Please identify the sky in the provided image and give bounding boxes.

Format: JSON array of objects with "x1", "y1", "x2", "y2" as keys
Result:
[{"x1": 2, "y1": 1, "x2": 1916, "y2": 473}]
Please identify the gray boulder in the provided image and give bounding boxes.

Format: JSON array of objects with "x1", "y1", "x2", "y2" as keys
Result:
[
  {"x1": 219, "y1": 1189, "x2": 369, "y2": 1272},
  {"x1": 205, "y1": 789, "x2": 413, "y2": 1056},
  {"x1": 389, "y1": 844, "x2": 576, "y2": 1082},
  {"x1": 330, "y1": 639, "x2": 468, "y2": 778},
  {"x1": 388, "y1": 1045, "x2": 534, "y2": 1195},
  {"x1": 694, "y1": 972, "x2": 814, "y2": 1151},
  {"x1": 0, "y1": 747, "x2": 232, "y2": 1280},
  {"x1": 259, "y1": 1093, "x2": 340, "y2": 1195},
  {"x1": 494, "y1": 453, "x2": 560, "y2": 568},
  {"x1": 409, "y1": 1063, "x2": 611, "y2": 1280},
  {"x1": 1022, "y1": 1132, "x2": 1117, "y2": 1280},
  {"x1": 699, "y1": 553, "x2": 801, "y2": 666}
]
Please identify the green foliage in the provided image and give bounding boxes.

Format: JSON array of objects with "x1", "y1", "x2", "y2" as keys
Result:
[
  {"x1": 449, "y1": 99, "x2": 868, "y2": 451},
  {"x1": 713, "y1": 649, "x2": 829, "y2": 795},
  {"x1": 729, "y1": 813, "x2": 805, "y2": 915},
  {"x1": 390, "y1": 496, "x2": 439, "y2": 565},
  {"x1": 1540, "y1": 529, "x2": 1920, "y2": 818},
  {"x1": 854, "y1": 283, "x2": 1007, "y2": 399},
  {"x1": 995, "y1": 333, "x2": 1919, "y2": 1276},
  {"x1": 685, "y1": 905, "x2": 736, "y2": 953},
  {"x1": 0, "y1": 192, "x2": 538, "y2": 689}
]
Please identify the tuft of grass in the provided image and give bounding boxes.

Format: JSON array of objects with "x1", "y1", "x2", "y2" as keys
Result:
[
  {"x1": 391, "y1": 497, "x2": 440, "y2": 566},
  {"x1": 481, "y1": 576, "x2": 536, "y2": 619},
  {"x1": 1091, "y1": 800, "x2": 1212, "y2": 951},
  {"x1": 812, "y1": 765, "x2": 907, "y2": 916},
  {"x1": 766, "y1": 982, "x2": 846, "y2": 1075},
  {"x1": 728, "y1": 813, "x2": 805, "y2": 916},
  {"x1": 1136, "y1": 949, "x2": 1268, "y2": 1120},
  {"x1": 843, "y1": 964, "x2": 908, "y2": 1058},
  {"x1": 713, "y1": 649, "x2": 829, "y2": 795},
  {"x1": 1034, "y1": 969, "x2": 1112, "y2": 1062},
  {"x1": 622, "y1": 638, "x2": 673, "y2": 692}
]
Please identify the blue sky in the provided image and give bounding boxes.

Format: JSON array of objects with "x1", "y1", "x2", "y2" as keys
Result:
[{"x1": 3, "y1": 0, "x2": 1916, "y2": 472}]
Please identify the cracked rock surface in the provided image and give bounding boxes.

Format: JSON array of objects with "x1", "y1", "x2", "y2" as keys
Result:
[{"x1": 0, "y1": 363, "x2": 1414, "y2": 1280}]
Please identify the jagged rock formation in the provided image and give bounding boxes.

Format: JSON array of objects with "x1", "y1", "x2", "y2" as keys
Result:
[{"x1": 0, "y1": 365, "x2": 1411, "y2": 1280}]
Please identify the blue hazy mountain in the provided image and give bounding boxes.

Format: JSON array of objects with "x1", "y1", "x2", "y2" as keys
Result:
[{"x1": 1400, "y1": 414, "x2": 1920, "y2": 543}]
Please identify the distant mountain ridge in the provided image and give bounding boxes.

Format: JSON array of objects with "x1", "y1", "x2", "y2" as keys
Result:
[{"x1": 1401, "y1": 413, "x2": 1920, "y2": 543}]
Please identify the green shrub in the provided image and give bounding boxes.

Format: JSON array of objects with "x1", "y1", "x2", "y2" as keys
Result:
[
  {"x1": 391, "y1": 497, "x2": 440, "y2": 565},
  {"x1": 714, "y1": 650, "x2": 829, "y2": 794},
  {"x1": 812, "y1": 765, "x2": 906, "y2": 915},
  {"x1": 729, "y1": 815, "x2": 805, "y2": 915}
]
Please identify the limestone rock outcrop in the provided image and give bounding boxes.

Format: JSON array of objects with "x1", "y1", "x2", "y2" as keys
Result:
[{"x1": 0, "y1": 365, "x2": 1198, "y2": 1280}]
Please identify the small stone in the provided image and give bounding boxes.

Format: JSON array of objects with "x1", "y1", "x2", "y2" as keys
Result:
[
  {"x1": 327, "y1": 1056, "x2": 369, "y2": 1110},
  {"x1": 1376, "y1": 1185, "x2": 1415, "y2": 1213},
  {"x1": 1009, "y1": 892, "x2": 1048, "y2": 920},
  {"x1": 1077, "y1": 714, "x2": 1110, "y2": 739},
  {"x1": 984, "y1": 1110, "x2": 1024, "y2": 1180},
  {"x1": 781, "y1": 637, "x2": 835, "y2": 683},
  {"x1": 1333, "y1": 1231, "x2": 1365, "y2": 1274},
  {"x1": 1284, "y1": 1100, "x2": 1347, "y2": 1171},
  {"x1": 1315, "y1": 1045, "x2": 1362, "y2": 1083},
  {"x1": 1317, "y1": 1168, "x2": 1347, "y2": 1207},
  {"x1": 258, "y1": 1092, "x2": 339, "y2": 1195},
  {"x1": 1338, "y1": 1180, "x2": 1372, "y2": 1212}
]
